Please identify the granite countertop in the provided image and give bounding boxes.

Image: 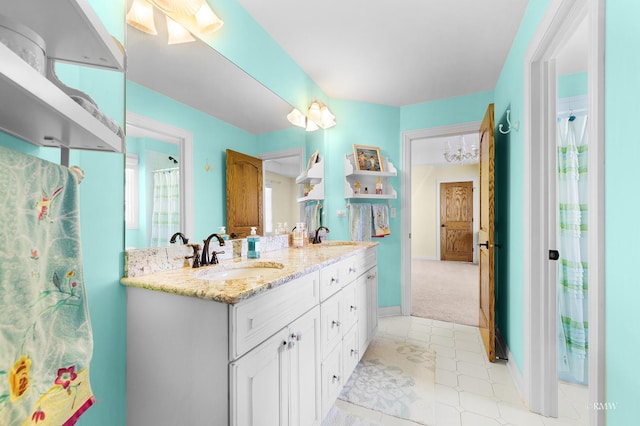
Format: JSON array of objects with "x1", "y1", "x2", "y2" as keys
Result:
[{"x1": 120, "y1": 242, "x2": 377, "y2": 304}]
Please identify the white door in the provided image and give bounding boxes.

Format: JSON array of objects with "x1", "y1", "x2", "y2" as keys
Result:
[
  {"x1": 288, "y1": 307, "x2": 322, "y2": 426},
  {"x1": 230, "y1": 328, "x2": 290, "y2": 426}
]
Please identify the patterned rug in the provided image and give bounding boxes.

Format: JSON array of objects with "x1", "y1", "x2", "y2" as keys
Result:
[
  {"x1": 322, "y1": 405, "x2": 383, "y2": 426},
  {"x1": 338, "y1": 336, "x2": 436, "y2": 425}
]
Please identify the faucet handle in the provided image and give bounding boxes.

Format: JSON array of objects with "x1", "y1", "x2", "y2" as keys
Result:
[
  {"x1": 186, "y1": 243, "x2": 201, "y2": 268},
  {"x1": 211, "y1": 250, "x2": 225, "y2": 265}
]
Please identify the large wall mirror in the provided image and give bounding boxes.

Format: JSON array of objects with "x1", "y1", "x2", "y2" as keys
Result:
[{"x1": 125, "y1": 1, "x2": 305, "y2": 249}]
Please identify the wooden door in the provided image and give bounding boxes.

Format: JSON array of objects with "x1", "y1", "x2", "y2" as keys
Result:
[
  {"x1": 478, "y1": 104, "x2": 496, "y2": 362},
  {"x1": 440, "y1": 181, "x2": 474, "y2": 262},
  {"x1": 226, "y1": 149, "x2": 263, "y2": 238}
]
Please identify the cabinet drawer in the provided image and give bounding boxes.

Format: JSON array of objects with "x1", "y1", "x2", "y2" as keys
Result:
[
  {"x1": 341, "y1": 282, "x2": 358, "y2": 333},
  {"x1": 340, "y1": 255, "x2": 360, "y2": 286},
  {"x1": 319, "y1": 260, "x2": 342, "y2": 301},
  {"x1": 230, "y1": 271, "x2": 319, "y2": 360},
  {"x1": 357, "y1": 247, "x2": 377, "y2": 276},
  {"x1": 321, "y1": 343, "x2": 343, "y2": 419},
  {"x1": 342, "y1": 324, "x2": 359, "y2": 380},
  {"x1": 320, "y1": 291, "x2": 343, "y2": 359}
]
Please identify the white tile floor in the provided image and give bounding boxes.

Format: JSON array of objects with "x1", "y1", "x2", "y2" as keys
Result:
[{"x1": 336, "y1": 316, "x2": 589, "y2": 426}]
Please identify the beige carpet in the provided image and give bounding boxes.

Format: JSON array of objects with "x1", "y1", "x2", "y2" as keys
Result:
[
  {"x1": 411, "y1": 259, "x2": 479, "y2": 327},
  {"x1": 339, "y1": 336, "x2": 436, "y2": 425}
]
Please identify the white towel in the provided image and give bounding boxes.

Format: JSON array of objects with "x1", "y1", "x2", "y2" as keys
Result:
[
  {"x1": 349, "y1": 203, "x2": 372, "y2": 241},
  {"x1": 372, "y1": 204, "x2": 391, "y2": 238}
]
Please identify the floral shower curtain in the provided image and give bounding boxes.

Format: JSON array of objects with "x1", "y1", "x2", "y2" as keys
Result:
[
  {"x1": 556, "y1": 112, "x2": 589, "y2": 384},
  {"x1": 150, "y1": 168, "x2": 180, "y2": 247}
]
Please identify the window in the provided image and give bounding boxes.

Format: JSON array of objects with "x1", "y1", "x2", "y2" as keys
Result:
[{"x1": 125, "y1": 154, "x2": 139, "y2": 229}]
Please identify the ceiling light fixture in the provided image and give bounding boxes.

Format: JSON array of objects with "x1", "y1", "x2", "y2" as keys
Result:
[
  {"x1": 126, "y1": 0, "x2": 224, "y2": 44},
  {"x1": 443, "y1": 136, "x2": 478, "y2": 164},
  {"x1": 287, "y1": 101, "x2": 336, "y2": 131}
]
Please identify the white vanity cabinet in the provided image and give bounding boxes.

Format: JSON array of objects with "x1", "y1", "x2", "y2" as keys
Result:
[
  {"x1": 230, "y1": 306, "x2": 322, "y2": 426},
  {"x1": 319, "y1": 247, "x2": 378, "y2": 417},
  {"x1": 126, "y1": 245, "x2": 378, "y2": 426}
]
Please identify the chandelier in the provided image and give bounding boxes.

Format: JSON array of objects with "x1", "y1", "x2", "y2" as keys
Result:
[{"x1": 443, "y1": 136, "x2": 478, "y2": 164}]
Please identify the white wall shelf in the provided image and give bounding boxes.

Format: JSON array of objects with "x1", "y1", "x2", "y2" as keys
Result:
[
  {"x1": 2, "y1": 0, "x2": 125, "y2": 71},
  {"x1": 344, "y1": 154, "x2": 397, "y2": 199},
  {"x1": 0, "y1": 0, "x2": 125, "y2": 153},
  {"x1": 296, "y1": 154, "x2": 324, "y2": 202},
  {"x1": 0, "y1": 44, "x2": 123, "y2": 153}
]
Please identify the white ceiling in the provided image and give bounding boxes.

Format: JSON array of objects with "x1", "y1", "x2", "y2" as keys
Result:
[{"x1": 237, "y1": 0, "x2": 530, "y2": 107}]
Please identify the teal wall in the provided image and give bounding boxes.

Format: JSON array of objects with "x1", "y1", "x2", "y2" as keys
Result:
[
  {"x1": 605, "y1": 0, "x2": 640, "y2": 422},
  {"x1": 558, "y1": 72, "x2": 588, "y2": 99},
  {"x1": 491, "y1": 0, "x2": 551, "y2": 373}
]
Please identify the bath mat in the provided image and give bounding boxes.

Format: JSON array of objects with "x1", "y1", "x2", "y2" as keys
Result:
[
  {"x1": 322, "y1": 405, "x2": 383, "y2": 426},
  {"x1": 339, "y1": 336, "x2": 436, "y2": 425}
]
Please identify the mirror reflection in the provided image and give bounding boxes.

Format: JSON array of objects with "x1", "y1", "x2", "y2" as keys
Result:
[
  {"x1": 262, "y1": 153, "x2": 304, "y2": 235},
  {"x1": 125, "y1": 1, "x2": 301, "y2": 249}
]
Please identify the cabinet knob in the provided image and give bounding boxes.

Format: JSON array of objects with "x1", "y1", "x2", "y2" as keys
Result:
[
  {"x1": 366, "y1": 273, "x2": 377, "y2": 280},
  {"x1": 349, "y1": 267, "x2": 356, "y2": 273},
  {"x1": 332, "y1": 320, "x2": 341, "y2": 327},
  {"x1": 332, "y1": 374, "x2": 341, "y2": 383},
  {"x1": 351, "y1": 349, "x2": 359, "y2": 356},
  {"x1": 350, "y1": 305, "x2": 357, "y2": 311},
  {"x1": 330, "y1": 277, "x2": 339, "y2": 284},
  {"x1": 291, "y1": 332, "x2": 303, "y2": 341}
]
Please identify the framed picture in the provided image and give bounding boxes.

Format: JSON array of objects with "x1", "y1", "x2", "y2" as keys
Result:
[
  {"x1": 353, "y1": 144, "x2": 384, "y2": 172},
  {"x1": 306, "y1": 150, "x2": 319, "y2": 173}
]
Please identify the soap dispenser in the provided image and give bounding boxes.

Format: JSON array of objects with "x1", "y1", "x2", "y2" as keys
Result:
[
  {"x1": 219, "y1": 226, "x2": 229, "y2": 241},
  {"x1": 247, "y1": 227, "x2": 260, "y2": 259}
]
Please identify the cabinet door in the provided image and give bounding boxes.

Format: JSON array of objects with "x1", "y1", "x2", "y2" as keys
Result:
[
  {"x1": 288, "y1": 307, "x2": 321, "y2": 426},
  {"x1": 230, "y1": 328, "x2": 290, "y2": 426},
  {"x1": 356, "y1": 273, "x2": 369, "y2": 358},
  {"x1": 342, "y1": 281, "x2": 358, "y2": 332},
  {"x1": 367, "y1": 266, "x2": 379, "y2": 343},
  {"x1": 320, "y1": 291, "x2": 343, "y2": 359}
]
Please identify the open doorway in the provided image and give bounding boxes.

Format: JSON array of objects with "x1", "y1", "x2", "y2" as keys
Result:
[
  {"x1": 524, "y1": 0, "x2": 604, "y2": 422},
  {"x1": 408, "y1": 131, "x2": 480, "y2": 326}
]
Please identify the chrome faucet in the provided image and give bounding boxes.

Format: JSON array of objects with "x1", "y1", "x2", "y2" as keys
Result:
[
  {"x1": 170, "y1": 232, "x2": 189, "y2": 244},
  {"x1": 185, "y1": 243, "x2": 201, "y2": 268},
  {"x1": 201, "y1": 234, "x2": 226, "y2": 265},
  {"x1": 313, "y1": 226, "x2": 330, "y2": 244}
]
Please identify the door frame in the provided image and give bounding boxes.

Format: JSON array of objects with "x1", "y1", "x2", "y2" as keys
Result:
[
  {"x1": 524, "y1": 0, "x2": 605, "y2": 422},
  {"x1": 436, "y1": 179, "x2": 479, "y2": 263},
  {"x1": 126, "y1": 111, "x2": 194, "y2": 241},
  {"x1": 401, "y1": 122, "x2": 481, "y2": 316}
]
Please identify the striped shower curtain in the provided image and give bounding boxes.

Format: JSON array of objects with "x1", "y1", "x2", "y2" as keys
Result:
[
  {"x1": 150, "y1": 168, "x2": 180, "y2": 247},
  {"x1": 556, "y1": 112, "x2": 588, "y2": 384}
]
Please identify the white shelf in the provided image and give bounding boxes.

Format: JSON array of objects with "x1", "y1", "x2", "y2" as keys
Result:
[
  {"x1": 297, "y1": 154, "x2": 324, "y2": 202},
  {"x1": 344, "y1": 155, "x2": 397, "y2": 199},
  {"x1": 2, "y1": 0, "x2": 125, "y2": 71},
  {"x1": 0, "y1": 44, "x2": 123, "y2": 152}
]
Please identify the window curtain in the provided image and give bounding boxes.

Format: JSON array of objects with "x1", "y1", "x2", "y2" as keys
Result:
[
  {"x1": 556, "y1": 112, "x2": 588, "y2": 384},
  {"x1": 150, "y1": 169, "x2": 180, "y2": 247}
]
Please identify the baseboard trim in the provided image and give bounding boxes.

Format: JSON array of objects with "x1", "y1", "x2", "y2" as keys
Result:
[
  {"x1": 411, "y1": 255, "x2": 439, "y2": 261},
  {"x1": 505, "y1": 341, "x2": 527, "y2": 409},
  {"x1": 378, "y1": 306, "x2": 403, "y2": 317}
]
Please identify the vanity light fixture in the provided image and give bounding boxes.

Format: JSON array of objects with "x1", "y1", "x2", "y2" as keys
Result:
[
  {"x1": 166, "y1": 15, "x2": 196, "y2": 44},
  {"x1": 287, "y1": 101, "x2": 336, "y2": 131},
  {"x1": 127, "y1": 0, "x2": 224, "y2": 44},
  {"x1": 126, "y1": 0, "x2": 158, "y2": 35}
]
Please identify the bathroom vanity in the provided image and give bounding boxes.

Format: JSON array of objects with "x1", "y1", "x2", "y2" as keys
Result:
[{"x1": 121, "y1": 241, "x2": 378, "y2": 426}]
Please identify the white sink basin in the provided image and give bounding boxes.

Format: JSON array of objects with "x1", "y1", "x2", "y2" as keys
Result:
[{"x1": 195, "y1": 263, "x2": 284, "y2": 281}]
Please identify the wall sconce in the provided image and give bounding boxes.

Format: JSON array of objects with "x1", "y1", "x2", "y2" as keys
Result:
[
  {"x1": 287, "y1": 100, "x2": 336, "y2": 131},
  {"x1": 126, "y1": 0, "x2": 224, "y2": 43}
]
